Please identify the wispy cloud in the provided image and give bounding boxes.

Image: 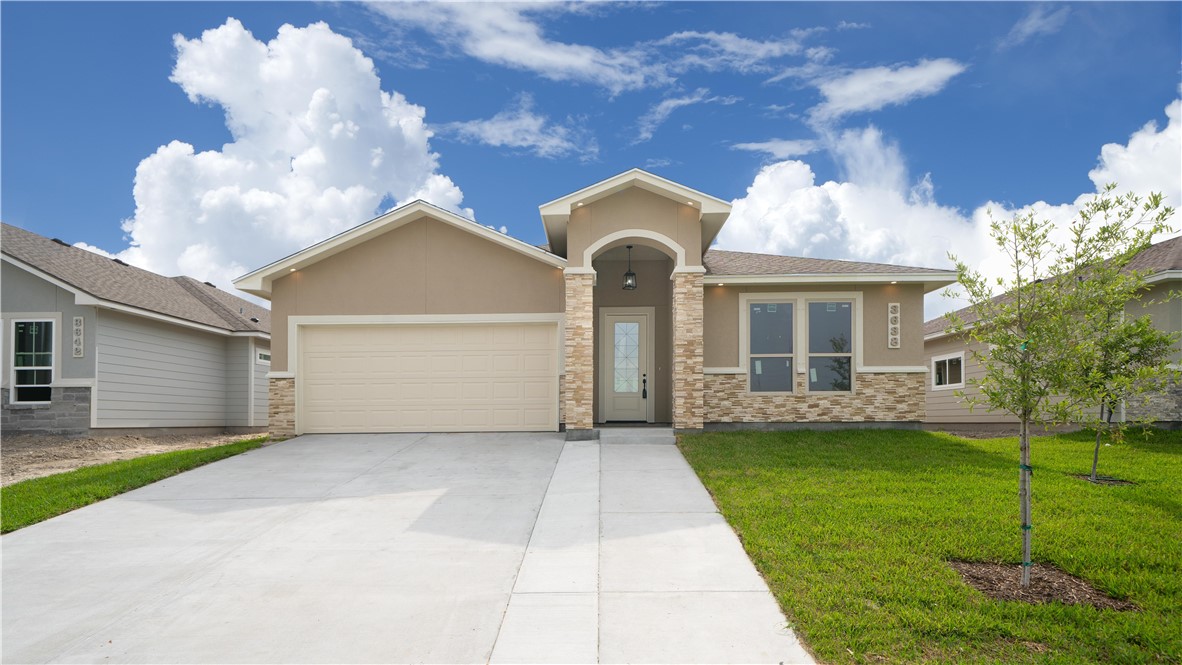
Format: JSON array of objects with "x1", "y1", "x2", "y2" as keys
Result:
[
  {"x1": 731, "y1": 139, "x2": 820, "y2": 159},
  {"x1": 368, "y1": 3, "x2": 822, "y2": 94},
  {"x1": 367, "y1": 3, "x2": 665, "y2": 94},
  {"x1": 441, "y1": 94, "x2": 598, "y2": 161},
  {"x1": 836, "y1": 21, "x2": 871, "y2": 31},
  {"x1": 643, "y1": 157, "x2": 678, "y2": 169},
  {"x1": 809, "y1": 59, "x2": 967, "y2": 124},
  {"x1": 634, "y1": 88, "x2": 740, "y2": 143},
  {"x1": 998, "y1": 5, "x2": 1070, "y2": 50}
]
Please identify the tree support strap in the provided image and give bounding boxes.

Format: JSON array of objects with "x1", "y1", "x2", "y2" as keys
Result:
[
  {"x1": 1022, "y1": 562, "x2": 1033, "y2": 567},
  {"x1": 1021, "y1": 525, "x2": 1032, "y2": 531},
  {"x1": 1019, "y1": 464, "x2": 1033, "y2": 476}
]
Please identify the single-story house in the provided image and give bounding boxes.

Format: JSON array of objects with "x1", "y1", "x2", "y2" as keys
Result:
[
  {"x1": 234, "y1": 169, "x2": 957, "y2": 439},
  {"x1": 1, "y1": 223, "x2": 272, "y2": 436},
  {"x1": 923, "y1": 235, "x2": 1182, "y2": 428}
]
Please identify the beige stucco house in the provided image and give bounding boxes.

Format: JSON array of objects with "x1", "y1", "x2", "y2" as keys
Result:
[
  {"x1": 923, "y1": 235, "x2": 1182, "y2": 428},
  {"x1": 235, "y1": 169, "x2": 956, "y2": 439}
]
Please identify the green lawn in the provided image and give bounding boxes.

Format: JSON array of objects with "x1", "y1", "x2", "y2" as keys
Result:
[
  {"x1": 678, "y1": 429, "x2": 1182, "y2": 664},
  {"x1": 1, "y1": 436, "x2": 267, "y2": 533}
]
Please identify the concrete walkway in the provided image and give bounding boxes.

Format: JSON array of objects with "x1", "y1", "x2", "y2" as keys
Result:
[{"x1": 2, "y1": 430, "x2": 813, "y2": 664}]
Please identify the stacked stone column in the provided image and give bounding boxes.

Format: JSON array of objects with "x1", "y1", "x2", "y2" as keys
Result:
[
  {"x1": 563, "y1": 272, "x2": 596, "y2": 436},
  {"x1": 268, "y1": 377, "x2": 296, "y2": 439},
  {"x1": 672, "y1": 271, "x2": 705, "y2": 431}
]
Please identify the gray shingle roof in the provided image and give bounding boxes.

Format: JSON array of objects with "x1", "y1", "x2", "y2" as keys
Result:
[
  {"x1": 703, "y1": 249, "x2": 953, "y2": 276},
  {"x1": 2, "y1": 223, "x2": 270, "y2": 334},
  {"x1": 923, "y1": 235, "x2": 1182, "y2": 337}
]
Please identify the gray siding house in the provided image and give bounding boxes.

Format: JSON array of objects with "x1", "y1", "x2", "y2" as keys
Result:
[
  {"x1": 1, "y1": 223, "x2": 271, "y2": 435},
  {"x1": 923, "y1": 235, "x2": 1182, "y2": 428}
]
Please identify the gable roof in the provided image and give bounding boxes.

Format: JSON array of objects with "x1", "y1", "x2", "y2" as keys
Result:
[
  {"x1": 923, "y1": 234, "x2": 1182, "y2": 338},
  {"x1": 703, "y1": 249, "x2": 957, "y2": 292},
  {"x1": 538, "y1": 168, "x2": 732, "y2": 258},
  {"x1": 2, "y1": 223, "x2": 270, "y2": 335},
  {"x1": 234, "y1": 199, "x2": 566, "y2": 298}
]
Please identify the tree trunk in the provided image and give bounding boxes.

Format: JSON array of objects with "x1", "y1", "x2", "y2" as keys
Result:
[
  {"x1": 1091, "y1": 403, "x2": 1105, "y2": 482},
  {"x1": 1019, "y1": 417, "x2": 1032, "y2": 587}
]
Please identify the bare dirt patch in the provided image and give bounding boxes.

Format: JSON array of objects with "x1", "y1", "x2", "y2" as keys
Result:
[
  {"x1": 949, "y1": 561, "x2": 1137, "y2": 611},
  {"x1": 2, "y1": 433, "x2": 260, "y2": 486}
]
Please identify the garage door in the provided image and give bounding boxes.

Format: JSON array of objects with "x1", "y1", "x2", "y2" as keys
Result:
[{"x1": 298, "y1": 322, "x2": 559, "y2": 433}]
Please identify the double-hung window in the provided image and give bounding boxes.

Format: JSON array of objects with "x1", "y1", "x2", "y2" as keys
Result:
[
  {"x1": 748, "y1": 302, "x2": 794, "y2": 392},
  {"x1": 807, "y1": 301, "x2": 853, "y2": 392},
  {"x1": 931, "y1": 352, "x2": 964, "y2": 390},
  {"x1": 12, "y1": 320, "x2": 53, "y2": 403}
]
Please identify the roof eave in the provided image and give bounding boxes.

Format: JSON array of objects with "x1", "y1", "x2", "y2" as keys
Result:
[
  {"x1": 708, "y1": 272, "x2": 958, "y2": 293},
  {"x1": 235, "y1": 200, "x2": 567, "y2": 298},
  {"x1": 2, "y1": 254, "x2": 265, "y2": 337}
]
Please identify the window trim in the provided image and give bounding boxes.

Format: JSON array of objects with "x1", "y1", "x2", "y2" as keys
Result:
[
  {"x1": 10, "y1": 317, "x2": 57, "y2": 404},
  {"x1": 931, "y1": 351, "x2": 965, "y2": 391},
  {"x1": 739, "y1": 292, "x2": 862, "y2": 396},
  {"x1": 804, "y1": 298, "x2": 855, "y2": 394}
]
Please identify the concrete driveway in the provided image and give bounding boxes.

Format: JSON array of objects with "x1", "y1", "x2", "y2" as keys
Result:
[{"x1": 2, "y1": 429, "x2": 813, "y2": 664}]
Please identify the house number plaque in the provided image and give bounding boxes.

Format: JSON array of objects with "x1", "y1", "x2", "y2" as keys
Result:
[{"x1": 72, "y1": 316, "x2": 84, "y2": 358}]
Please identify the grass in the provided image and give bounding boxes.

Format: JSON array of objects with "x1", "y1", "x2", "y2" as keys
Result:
[
  {"x1": 1, "y1": 436, "x2": 267, "y2": 533},
  {"x1": 678, "y1": 429, "x2": 1182, "y2": 664}
]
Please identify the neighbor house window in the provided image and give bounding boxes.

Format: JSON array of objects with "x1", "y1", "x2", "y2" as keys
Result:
[
  {"x1": 748, "y1": 302, "x2": 794, "y2": 392},
  {"x1": 257, "y1": 351, "x2": 271, "y2": 364},
  {"x1": 932, "y1": 352, "x2": 964, "y2": 390},
  {"x1": 807, "y1": 301, "x2": 853, "y2": 392},
  {"x1": 12, "y1": 320, "x2": 53, "y2": 403}
]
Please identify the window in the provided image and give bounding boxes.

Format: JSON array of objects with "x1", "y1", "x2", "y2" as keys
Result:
[
  {"x1": 932, "y1": 352, "x2": 964, "y2": 390},
  {"x1": 807, "y1": 301, "x2": 853, "y2": 392},
  {"x1": 748, "y1": 302, "x2": 794, "y2": 392},
  {"x1": 12, "y1": 320, "x2": 53, "y2": 402},
  {"x1": 257, "y1": 351, "x2": 271, "y2": 364}
]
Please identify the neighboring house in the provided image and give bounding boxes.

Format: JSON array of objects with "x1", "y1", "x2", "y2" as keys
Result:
[
  {"x1": 923, "y1": 235, "x2": 1182, "y2": 428},
  {"x1": 235, "y1": 169, "x2": 957, "y2": 438},
  {"x1": 1, "y1": 223, "x2": 272, "y2": 436}
]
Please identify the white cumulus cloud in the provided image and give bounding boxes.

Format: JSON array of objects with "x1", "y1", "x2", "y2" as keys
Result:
[
  {"x1": 98, "y1": 18, "x2": 468, "y2": 298},
  {"x1": 810, "y1": 59, "x2": 967, "y2": 124},
  {"x1": 441, "y1": 93, "x2": 598, "y2": 161},
  {"x1": 719, "y1": 100, "x2": 1182, "y2": 319}
]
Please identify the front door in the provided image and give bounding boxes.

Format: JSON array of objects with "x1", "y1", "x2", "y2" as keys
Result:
[{"x1": 602, "y1": 311, "x2": 651, "y2": 422}]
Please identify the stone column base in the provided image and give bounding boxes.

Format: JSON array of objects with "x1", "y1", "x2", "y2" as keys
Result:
[{"x1": 268, "y1": 377, "x2": 296, "y2": 439}]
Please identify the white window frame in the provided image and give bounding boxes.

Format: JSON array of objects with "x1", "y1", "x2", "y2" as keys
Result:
[
  {"x1": 804, "y1": 298, "x2": 856, "y2": 394},
  {"x1": 931, "y1": 351, "x2": 965, "y2": 391},
  {"x1": 10, "y1": 318, "x2": 56, "y2": 404},
  {"x1": 739, "y1": 292, "x2": 862, "y2": 396}
]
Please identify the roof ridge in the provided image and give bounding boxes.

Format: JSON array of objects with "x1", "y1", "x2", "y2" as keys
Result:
[{"x1": 173, "y1": 277, "x2": 253, "y2": 330}]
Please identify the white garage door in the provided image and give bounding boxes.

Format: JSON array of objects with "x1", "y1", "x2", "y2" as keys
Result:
[{"x1": 298, "y1": 322, "x2": 559, "y2": 433}]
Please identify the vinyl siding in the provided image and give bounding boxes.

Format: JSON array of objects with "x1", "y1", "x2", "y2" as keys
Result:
[
  {"x1": 225, "y1": 337, "x2": 250, "y2": 427},
  {"x1": 924, "y1": 334, "x2": 1016, "y2": 424},
  {"x1": 94, "y1": 311, "x2": 228, "y2": 427},
  {"x1": 252, "y1": 342, "x2": 270, "y2": 426}
]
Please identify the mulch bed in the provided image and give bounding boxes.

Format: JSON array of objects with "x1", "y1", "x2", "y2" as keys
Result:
[
  {"x1": 948, "y1": 561, "x2": 1138, "y2": 611},
  {"x1": 1071, "y1": 474, "x2": 1135, "y2": 486}
]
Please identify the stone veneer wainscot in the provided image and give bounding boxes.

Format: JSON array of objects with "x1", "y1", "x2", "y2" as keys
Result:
[
  {"x1": 704, "y1": 372, "x2": 925, "y2": 423},
  {"x1": 268, "y1": 377, "x2": 296, "y2": 439}
]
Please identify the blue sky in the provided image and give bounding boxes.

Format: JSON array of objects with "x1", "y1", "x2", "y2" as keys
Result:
[{"x1": 2, "y1": 2, "x2": 1180, "y2": 314}]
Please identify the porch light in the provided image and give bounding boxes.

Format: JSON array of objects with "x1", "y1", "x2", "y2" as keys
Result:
[{"x1": 623, "y1": 245, "x2": 637, "y2": 290}]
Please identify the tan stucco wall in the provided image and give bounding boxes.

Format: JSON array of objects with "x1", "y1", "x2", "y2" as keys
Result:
[
  {"x1": 592, "y1": 258, "x2": 674, "y2": 423},
  {"x1": 566, "y1": 188, "x2": 703, "y2": 268},
  {"x1": 269, "y1": 216, "x2": 565, "y2": 371},
  {"x1": 702, "y1": 283, "x2": 926, "y2": 368}
]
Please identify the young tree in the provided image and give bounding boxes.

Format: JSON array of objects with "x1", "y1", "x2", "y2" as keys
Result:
[
  {"x1": 1059, "y1": 189, "x2": 1177, "y2": 482},
  {"x1": 946, "y1": 186, "x2": 1173, "y2": 586}
]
